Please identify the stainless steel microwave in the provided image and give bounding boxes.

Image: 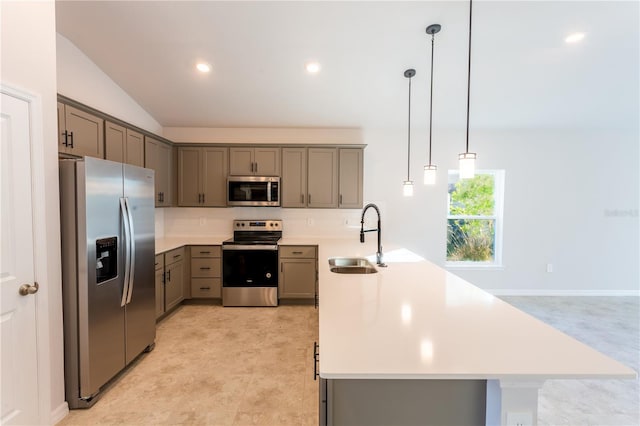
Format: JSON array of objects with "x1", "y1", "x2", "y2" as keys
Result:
[{"x1": 227, "y1": 176, "x2": 280, "y2": 207}]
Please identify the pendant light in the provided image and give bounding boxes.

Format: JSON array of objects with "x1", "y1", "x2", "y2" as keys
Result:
[
  {"x1": 459, "y1": 0, "x2": 477, "y2": 179},
  {"x1": 403, "y1": 69, "x2": 416, "y2": 197},
  {"x1": 423, "y1": 24, "x2": 441, "y2": 185}
]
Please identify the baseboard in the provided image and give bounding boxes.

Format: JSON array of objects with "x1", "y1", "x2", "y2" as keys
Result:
[
  {"x1": 50, "y1": 401, "x2": 69, "y2": 425},
  {"x1": 487, "y1": 289, "x2": 640, "y2": 297}
]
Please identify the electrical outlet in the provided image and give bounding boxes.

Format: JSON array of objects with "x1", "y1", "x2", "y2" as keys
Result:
[
  {"x1": 307, "y1": 218, "x2": 315, "y2": 226},
  {"x1": 506, "y1": 411, "x2": 533, "y2": 426},
  {"x1": 546, "y1": 263, "x2": 553, "y2": 273},
  {"x1": 199, "y1": 217, "x2": 206, "y2": 226}
]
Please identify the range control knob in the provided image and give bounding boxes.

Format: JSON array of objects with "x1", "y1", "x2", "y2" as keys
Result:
[{"x1": 266, "y1": 272, "x2": 272, "y2": 279}]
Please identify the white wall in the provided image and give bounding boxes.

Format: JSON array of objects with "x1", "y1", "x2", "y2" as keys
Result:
[
  {"x1": 361, "y1": 126, "x2": 639, "y2": 295},
  {"x1": 56, "y1": 34, "x2": 163, "y2": 135},
  {"x1": 1, "y1": 0, "x2": 66, "y2": 423},
  {"x1": 161, "y1": 125, "x2": 639, "y2": 295}
]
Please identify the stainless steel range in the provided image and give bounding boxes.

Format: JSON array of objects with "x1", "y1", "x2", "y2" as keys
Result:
[{"x1": 222, "y1": 220, "x2": 282, "y2": 307}]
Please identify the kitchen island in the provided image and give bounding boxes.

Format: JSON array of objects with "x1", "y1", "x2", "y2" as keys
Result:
[{"x1": 314, "y1": 239, "x2": 636, "y2": 426}]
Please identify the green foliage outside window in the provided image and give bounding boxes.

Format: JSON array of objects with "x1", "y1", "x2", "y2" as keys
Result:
[{"x1": 447, "y1": 174, "x2": 496, "y2": 262}]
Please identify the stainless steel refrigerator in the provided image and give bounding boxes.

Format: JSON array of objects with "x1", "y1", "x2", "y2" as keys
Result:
[{"x1": 59, "y1": 156, "x2": 156, "y2": 409}]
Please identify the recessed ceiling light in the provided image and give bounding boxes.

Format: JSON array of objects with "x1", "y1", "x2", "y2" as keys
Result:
[
  {"x1": 565, "y1": 32, "x2": 586, "y2": 44},
  {"x1": 305, "y1": 61, "x2": 321, "y2": 74},
  {"x1": 196, "y1": 62, "x2": 211, "y2": 73}
]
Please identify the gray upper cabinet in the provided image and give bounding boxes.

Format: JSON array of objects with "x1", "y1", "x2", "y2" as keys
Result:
[
  {"x1": 281, "y1": 147, "x2": 307, "y2": 208},
  {"x1": 145, "y1": 136, "x2": 174, "y2": 207},
  {"x1": 338, "y1": 148, "x2": 363, "y2": 209},
  {"x1": 105, "y1": 121, "x2": 144, "y2": 167},
  {"x1": 229, "y1": 147, "x2": 281, "y2": 176},
  {"x1": 178, "y1": 147, "x2": 228, "y2": 207},
  {"x1": 308, "y1": 148, "x2": 338, "y2": 208},
  {"x1": 57, "y1": 102, "x2": 104, "y2": 158}
]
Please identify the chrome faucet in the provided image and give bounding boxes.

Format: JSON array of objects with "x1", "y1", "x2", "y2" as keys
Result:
[{"x1": 360, "y1": 203, "x2": 387, "y2": 267}]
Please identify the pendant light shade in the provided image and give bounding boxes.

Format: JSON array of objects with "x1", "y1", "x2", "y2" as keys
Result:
[
  {"x1": 423, "y1": 165, "x2": 437, "y2": 185},
  {"x1": 458, "y1": 152, "x2": 477, "y2": 179},
  {"x1": 424, "y1": 24, "x2": 441, "y2": 186},
  {"x1": 403, "y1": 68, "x2": 416, "y2": 197},
  {"x1": 459, "y1": 0, "x2": 477, "y2": 179}
]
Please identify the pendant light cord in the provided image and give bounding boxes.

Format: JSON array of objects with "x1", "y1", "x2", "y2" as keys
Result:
[
  {"x1": 407, "y1": 75, "x2": 412, "y2": 181},
  {"x1": 465, "y1": 0, "x2": 473, "y2": 154},
  {"x1": 428, "y1": 32, "x2": 435, "y2": 166}
]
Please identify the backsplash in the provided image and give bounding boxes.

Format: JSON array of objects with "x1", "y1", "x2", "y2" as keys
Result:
[{"x1": 156, "y1": 207, "x2": 379, "y2": 239}]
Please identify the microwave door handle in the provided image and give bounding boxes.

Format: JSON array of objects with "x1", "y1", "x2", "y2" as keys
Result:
[{"x1": 267, "y1": 181, "x2": 271, "y2": 202}]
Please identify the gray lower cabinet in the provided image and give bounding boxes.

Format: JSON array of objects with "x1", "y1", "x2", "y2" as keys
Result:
[
  {"x1": 190, "y1": 245, "x2": 222, "y2": 299},
  {"x1": 279, "y1": 246, "x2": 317, "y2": 300},
  {"x1": 154, "y1": 254, "x2": 165, "y2": 319},
  {"x1": 318, "y1": 377, "x2": 487, "y2": 426},
  {"x1": 164, "y1": 247, "x2": 185, "y2": 312}
]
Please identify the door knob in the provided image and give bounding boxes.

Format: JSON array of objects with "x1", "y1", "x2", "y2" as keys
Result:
[{"x1": 19, "y1": 282, "x2": 39, "y2": 296}]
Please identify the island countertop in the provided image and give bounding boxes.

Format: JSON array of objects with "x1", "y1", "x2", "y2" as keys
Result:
[{"x1": 316, "y1": 239, "x2": 636, "y2": 381}]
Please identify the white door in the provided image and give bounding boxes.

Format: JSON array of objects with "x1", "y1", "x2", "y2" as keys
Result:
[{"x1": 0, "y1": 92, "x2": 40, "y2": 424}]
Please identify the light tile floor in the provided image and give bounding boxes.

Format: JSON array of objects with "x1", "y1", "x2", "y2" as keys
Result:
[
  {"x1": 500, "y1": 296, "x2": 639, "y2": 426},
  {"x1": 58, "y1": 297, "x2": 638, "y2": 426},
  {"x1": 59, "y1": 304, "x2": 320, "y2": 426}
]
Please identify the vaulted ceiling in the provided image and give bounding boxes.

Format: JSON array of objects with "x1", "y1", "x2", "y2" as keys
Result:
[{"x1": 56, "y1": 1, "x2": 639, "y2": 131}]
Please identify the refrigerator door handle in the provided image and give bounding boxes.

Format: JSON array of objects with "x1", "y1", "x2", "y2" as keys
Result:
[
  {"x1": 119, "y1": 198, "x2": 132, "y2": 307},
  {"x1": 124, "y1": 197, "x2": 136, "y2": 305}
]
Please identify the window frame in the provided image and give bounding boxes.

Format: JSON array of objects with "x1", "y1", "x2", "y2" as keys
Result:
[{"x1": 445, "y1": 169, "x2": 505, "y2": 269}]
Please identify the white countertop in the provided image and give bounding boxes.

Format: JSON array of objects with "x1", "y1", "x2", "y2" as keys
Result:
[
  {"x1": 155, "y1": 236, "x2": 228, "y2": 254},
  {"x1": 316, "y1": 239, "x2": 637, "y2": 381},
  {"x1": 155, "y1": 236, "x2": 321, "y2": 254}
]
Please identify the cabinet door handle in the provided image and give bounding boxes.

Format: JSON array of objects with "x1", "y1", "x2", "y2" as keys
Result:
[
  {"x1": 313, "y1": 342, "x2": 320, "y2": 380},
  {"x1": 300, "y1": 194, "x2": 304, "y2": 204},
  {"x1": 202, "y1": 193, "x2": 205, "y2": 203},
  {"x1": 200, "y1": 287, "x2": 211, "y2": 290},
  {"x1": 340, "y1": 194, "x2": 343, "y2": 205},
  {"x1": 200, "y1": 267, "x2": 211, "y2": 270},
  {"x1": 68, "y1": 131, "x2": 74, "y2": 148},
  {"x1": 62, "y1": 130, "x2": 69, "y2": 147},
  {"x1": 166, "y1": 270, "x2": 171, "y2": 281},
  {"x1": 254, "y1": 162, "x2": 258, "y2": 173},
  {"x1": 199, "y1": 251, "x2": 211, "y2": 254},
  {"x1": 308, "y1": 194, "x2": 311, "y2": 204},
  {"x1": 162, "y1": 271, "x2": 166, "y2": 284},
  {"x1": 292, "y1": 251, "x2": 303, "y2": 255}
]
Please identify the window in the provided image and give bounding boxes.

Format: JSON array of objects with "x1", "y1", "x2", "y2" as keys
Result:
[{"x1": 446, "y1": 170, "x2": 504, "y2": 267}]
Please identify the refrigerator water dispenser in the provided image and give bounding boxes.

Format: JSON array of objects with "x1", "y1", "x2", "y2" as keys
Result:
[{"x1": 96, "y1": 237, "x2": 117, "y2": 283}]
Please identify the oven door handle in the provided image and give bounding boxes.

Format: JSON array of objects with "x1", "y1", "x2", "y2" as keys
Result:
[{"x1": 222, "y1": 244, "x2": 278, "y2": 251}]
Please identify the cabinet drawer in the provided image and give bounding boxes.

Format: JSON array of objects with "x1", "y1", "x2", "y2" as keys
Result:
[
  {"x1": 191, "y1": 278, "x2": 221, "y2": 298},
  {"x1": 280, "y1": 245, "x2": 317, "y2": 259},
  {"x1": 191, "y1": 258, "x2": 221, "y2": 278},
  {"x1": 165, "y1": 247, "x2": 185, "y2": 265},
  {"x1": 191, "y1": 245, "x2": 221, "y2": 258},
  {"x1": 155, "y1": 254, "x2": 164, "y2": 271}
]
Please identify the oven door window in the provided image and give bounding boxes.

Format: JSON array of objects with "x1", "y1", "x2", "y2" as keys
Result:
[
  {"x1": 228, "y1": 181, "x2": 269, "y2": 203},
  {"x1": 222, "y1": 249, "x2": 278, "y2": 287}
]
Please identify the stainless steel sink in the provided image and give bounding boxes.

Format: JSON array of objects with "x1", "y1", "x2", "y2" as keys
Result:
[{"x1": 328, "y1": 257, "x2": 378, "y2": 274}]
